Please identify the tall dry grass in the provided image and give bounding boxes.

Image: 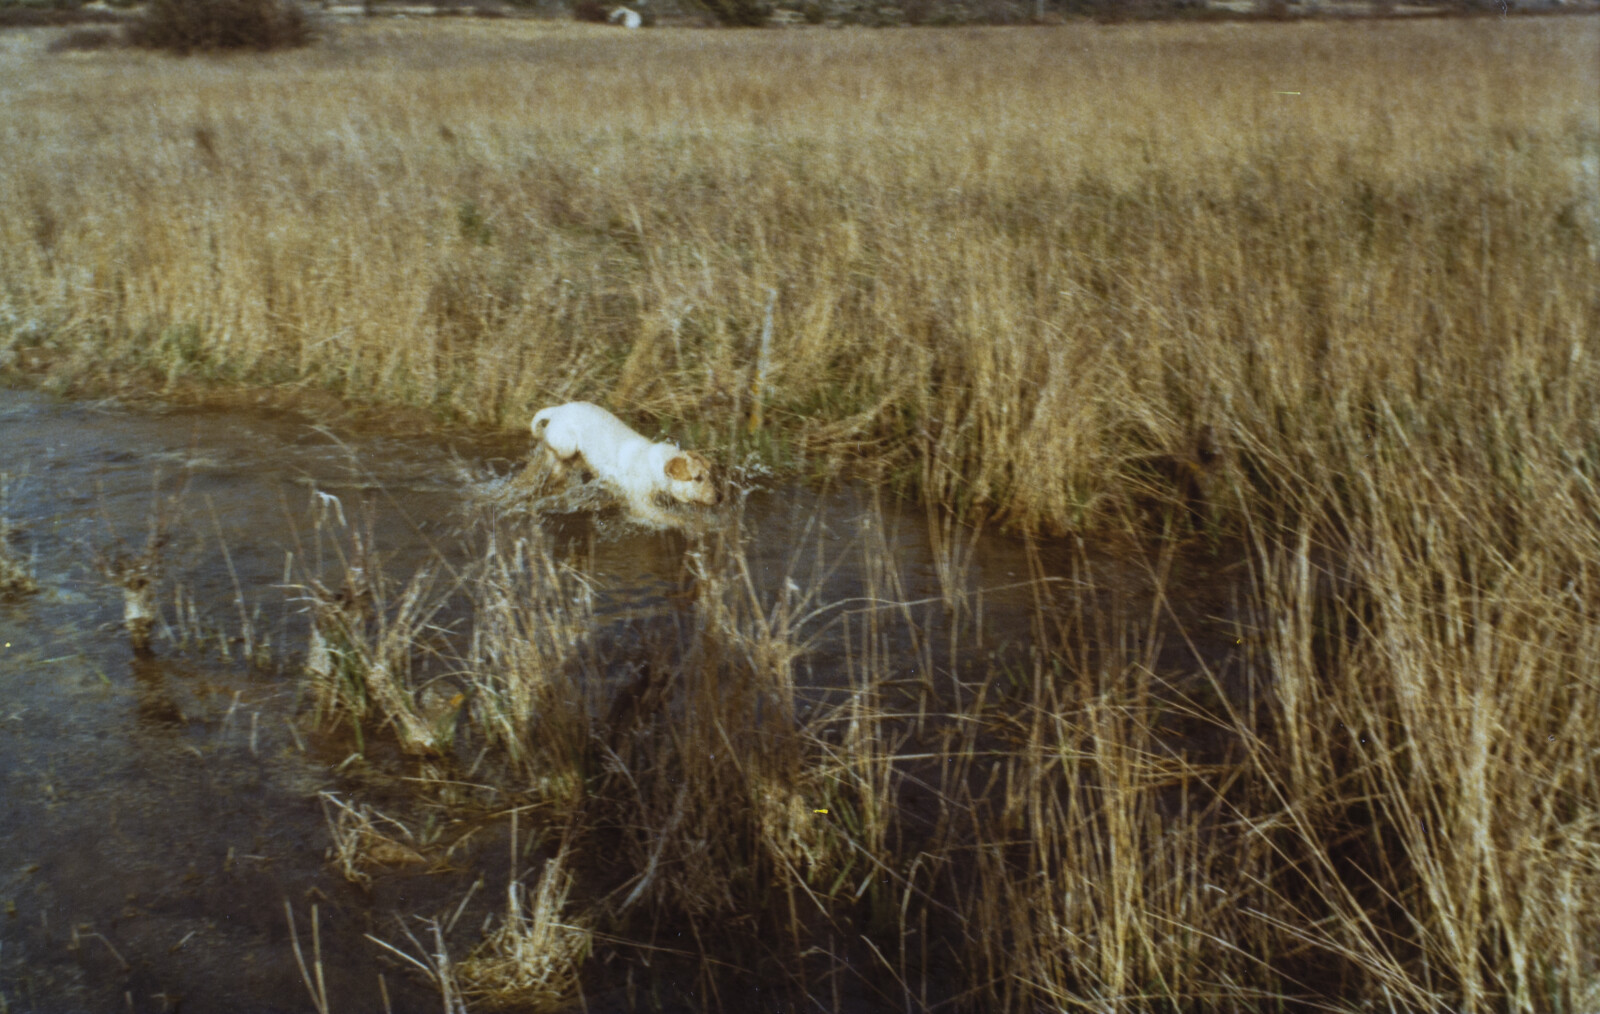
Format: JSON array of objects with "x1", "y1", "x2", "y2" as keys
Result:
[
  {"x1": 3, "y1": 15, "x2": 1596, "y2": 1011},
  {"x1": 1, "y1": 17, "x2": 1594, "y2": 533},
  {"x1": 290, "y1": 476, "x2": 1594, "y2": 1011}
]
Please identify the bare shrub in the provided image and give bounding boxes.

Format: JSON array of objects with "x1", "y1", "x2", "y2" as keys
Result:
[
  {"x1": 126, "y1": 0, "x2": 314, "y2": 54},
  {"x1": 0, "y1": 5, "x2": 124, "y2": 26},
  {"x1": 47, "y1": 27, "x2": 121, "y2": 52},
  {"x1": 699, "y1": 0, "x2": 770, "y2": 25}
]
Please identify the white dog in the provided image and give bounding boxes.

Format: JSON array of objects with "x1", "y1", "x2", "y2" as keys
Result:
[{"x1": 530, "y1": 402, "x2": 719, "y2": 522}]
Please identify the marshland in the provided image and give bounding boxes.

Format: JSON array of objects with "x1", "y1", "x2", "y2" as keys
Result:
[{"x1": 1, "y1": 10, "x2": 1597, "y2": 1012}]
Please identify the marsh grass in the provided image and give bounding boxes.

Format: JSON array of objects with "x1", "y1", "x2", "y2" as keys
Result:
[
  {"x1": 290, "y1": 468, "x2": 1593, "y2": 1010},
  {"x1": 90, "y1": 474, "x2": 185, "y2": 653},
  {"x1": 2, "y1": 18, "x2": 1594, "y2": 535},
  {"x1": 296, "y1": 490, "x2": 465, "y2": 754},
  {"x1": 465, "y1": 530, "x2": 597, "y2": 810},
  {"x1": 457, "y1": 844, "x2": 591, "y2": 1011},
  {"x1": 2, "y1": 14, "x2": 1592, "y2": 1011},
  {"x1": 321, "y1": 791, "x2": 430, "y2": 887},
  {"x1": 285, "y1": 901, "x2": 334, "y2": 1014},
  {"x1": 0, "y1": 472, "x2": 39, "y2": 598}
]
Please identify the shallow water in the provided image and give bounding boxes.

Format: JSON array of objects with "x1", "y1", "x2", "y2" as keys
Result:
[
  {"x1": 0, "y1": 390, "x2": 499, "y2": 1012},
  {"x1": 0, "y1": 388, "x2": 1246, "y2": 1012}
]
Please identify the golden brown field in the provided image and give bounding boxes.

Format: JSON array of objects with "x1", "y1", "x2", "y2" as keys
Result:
[
  {"x1": 2, "y1": 14, "x2": 1597, "y2": 1012},
  {"x1": 0, "y1": 16, "x2": 1590, "y2": 530}
]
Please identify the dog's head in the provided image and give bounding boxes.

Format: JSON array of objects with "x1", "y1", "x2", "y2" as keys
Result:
[{"x1": 663, "y1": 450, "x2": 720, "y2": 507}]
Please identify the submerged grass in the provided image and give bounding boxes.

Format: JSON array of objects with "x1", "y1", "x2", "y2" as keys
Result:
[{"x1": 0, "y1": 472, "x2": 39, "y2": 598}]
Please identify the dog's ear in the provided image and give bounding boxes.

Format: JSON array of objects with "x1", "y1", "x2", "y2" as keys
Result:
[{"x1": 664, "y1": 454, "x2": 694, "y2": 481}]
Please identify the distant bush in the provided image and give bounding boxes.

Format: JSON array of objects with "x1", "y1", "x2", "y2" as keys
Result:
[
  {"x1": 0, "y1": 4, "x2": 124, "y2": 27},
  {"x1": 978, "y1": 0, "x2": 1024, "y2": 23},
  {"x1": 47, "y1": 26, "x2": 119, "y2": 49},
  {"x1": 699, "y1": 0, "x2": 769, "y2": 25},
  {"x1": 572, "y1": 0, "x2": 608, "y2": 18},
  {"x1": 1061, "y1": 0, "x2": 1207, "y2": 20},
  {"x1": 126, "y1": 0, "x2": 314, "y2": 54}
]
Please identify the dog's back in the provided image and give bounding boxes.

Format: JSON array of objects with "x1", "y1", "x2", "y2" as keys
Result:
[
  {"x1": 531, "y1": 402, "x2": 719, "y2": 512},
  {"x1": 533, "y1": 401, "x2": 651, "y2": 475}
]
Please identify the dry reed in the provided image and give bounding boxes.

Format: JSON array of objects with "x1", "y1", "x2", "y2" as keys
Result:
[
  {"x1": 2, "y1": 15, "x2": 1592, "y2": 1012},
  {"x1": 295, "y1": 470, "x2": 1594, "y2": 1009},
  {"x1": 1, "y1": 18, "x2": 1593, "y2": 533},
  {"x1": 0, "y1": 471, "x2": 40, "y2": 598}
]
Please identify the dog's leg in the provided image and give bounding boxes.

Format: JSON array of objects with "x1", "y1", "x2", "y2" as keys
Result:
[
  {"x1": 521, "y1": 438, "x2": 572, "y2": 495},
  {"x1": 625, "y1": 498, "x2": 676, "y2": 529}
]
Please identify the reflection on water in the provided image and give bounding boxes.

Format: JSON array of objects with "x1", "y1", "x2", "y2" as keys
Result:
[{"x1": 0, "y1": 389, "x2": 1246, "y2": 1011}]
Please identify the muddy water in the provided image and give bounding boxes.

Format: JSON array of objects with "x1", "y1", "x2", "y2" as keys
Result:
[
  {"x1": 0, "y1": 388, "x2": 1245, "y2": 1012},
  {"x1": 0, "y1": 390, "x2": 500, "y2": 1013}
]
